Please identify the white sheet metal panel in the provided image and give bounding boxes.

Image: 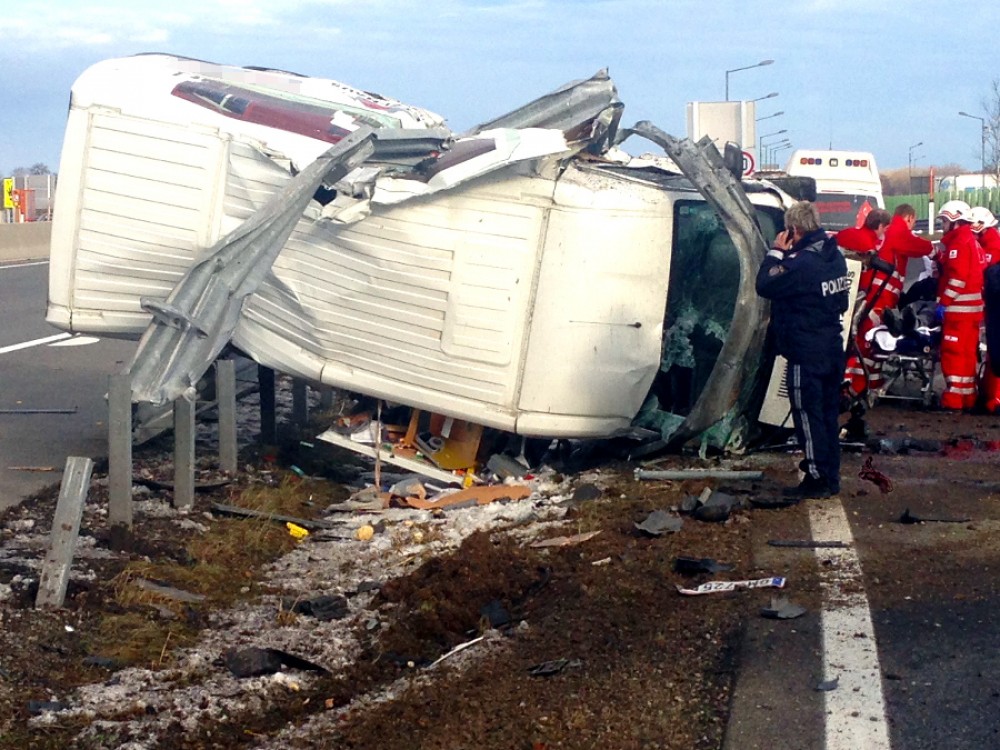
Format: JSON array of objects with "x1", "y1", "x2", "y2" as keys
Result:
[
  {"x1": 47, "y1": 110, "x2": 228, "y2": 333},
  {"x1": 516, "y1": 164, "x2": 673, "y2": 436},
  {"x1": 235, "y1": 171, "x2": 548, "y2": 425}
]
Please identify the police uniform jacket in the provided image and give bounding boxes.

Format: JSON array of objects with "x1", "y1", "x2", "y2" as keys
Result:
[{"x1": 755, "y1": 228, "x2": 851, "y2": 364}]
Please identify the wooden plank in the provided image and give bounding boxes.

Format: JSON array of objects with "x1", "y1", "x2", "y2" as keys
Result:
[{"x1": 36, "y1": 457, "x2": 94, "y2": 609}]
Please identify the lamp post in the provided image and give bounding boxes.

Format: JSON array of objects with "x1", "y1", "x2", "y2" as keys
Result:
[
  {"x1": 765, "y1": 139, "x2": 791, "y2": 169},
  {"x1": 760, "y1": 129, "x2": 788, "y2": 168},
  {"x1": 725, "y1": 59, "x2": 774, "y2": 101},
  {"x1": 908, "y1": 141, "x2": 923, "y2": 191},
  {"x1": 772, "y1": 142, "x2": 793, "y2": 169},
  {"x1": 756, "y1": 110, "x2": 784, "y2": 123},
  {"x1": 958, "y1": 111, "x2": 986, "y2": 191},
  {"x1": 752, "y1": 91, "x2": 779, "y2": 103}
]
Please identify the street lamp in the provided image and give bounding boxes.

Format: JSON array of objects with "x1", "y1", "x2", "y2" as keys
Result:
[
  {"x1": 752, "y1": 91, "x2": 779, "y2": 103},
  {"x1": 772, "y1": 142, "x2": 793, "y2": 168},
  {"x1": 756, "y1": 110, "x2": 784, "y2": 123},
  {"x1": 725, "y1": 59, "x2": 774, "y2": 101},
  {"x1": 908, "y1": 141, "x2": 923, "y2": 190},
  {"x1": 765, "y1": 139, "x2": 791, "y2": 169},
  {"x1": 760, "y1": 129, "x2": 788, "y2": 167},
  {"x1": 958, "y1": 111, "x2": 986, "y2": 191}
]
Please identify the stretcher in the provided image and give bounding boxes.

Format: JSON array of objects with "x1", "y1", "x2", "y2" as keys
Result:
[{"x1": 869, "y1": 301, "x2": 940, "y2": 407}]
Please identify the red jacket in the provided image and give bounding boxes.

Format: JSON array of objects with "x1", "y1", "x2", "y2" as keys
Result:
[
  {"x1": 979, "y1": 226, "x2": 1000, "y2": 266},
  {"x1": 938, "y1": 223, "x2": 985, "y2": 315},
  {"x1": 877, "y1": 214, "x2": 934, "y2": 298}
]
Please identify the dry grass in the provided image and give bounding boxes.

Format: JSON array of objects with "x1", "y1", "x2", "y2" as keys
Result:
[{"x1": 91, "y1": 472, "x2": 320, "y2": 668}]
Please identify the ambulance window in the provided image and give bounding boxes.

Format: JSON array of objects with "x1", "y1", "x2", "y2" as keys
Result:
[{"x1": 813, "y1": 194, "x2": 876, "y2": 232}]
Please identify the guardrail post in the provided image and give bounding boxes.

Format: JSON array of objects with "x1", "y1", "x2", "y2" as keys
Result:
[
  {"x1": 108, "y1": 371, "x2": 133, "y2": 531},
  {"x1": 173, "y1": 397, "x2": 196, "y2": 508},
  {"x1": 36, "y1": 456, "x2": 94, "y2": 609},
  {"x1": 258, "y1": 365, "x2": 276, "y2": 444},
  {"x1": 292, "y1": 379, "x2": 308, "y2": 426},
  {"x1": 216, "y1": 359, "x2": 238, "y2": 474}
]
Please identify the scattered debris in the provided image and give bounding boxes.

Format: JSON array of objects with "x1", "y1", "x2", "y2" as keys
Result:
[
  {"x1": 635, "y1": 469, "x2": 763, "y2": 481},
  {"x1": 209, "y1": 502, "x2": 337, "y2": 530},
  {"x1": 286, "y1": 522, "x2": 310, "y2": 540},
  {"x1": 27, "y1": 700, "x2": 70, "y2": 715},
  {"x1": 132, "y1": 578, "x2": 207, "y2": 603},
  {"x1": 429, "y1": 636, "x2": 485, "y2": 669},
  {"x1": 749, "y1": 496, "x2": 799, "y2": 510},
  {"x1": 0, "y1": 407, "x2": 78, "y2": 414},
  {"x1": 223, "y1": 647, "x2": 329, "y2": 678},
  {"x1": 815, "y1": 677, "x2": 839, "y2": 692},
  {"x1": 898, "y1": 508, "x2": 971, "y2": 524},
  {"x1": 354, "y1": 524, "x2": 375, "y2": 542},
  {"x1": 673, "y1": 557, "x2": 734, "y2": 575},
  {"x1": 692, "y1": 490, "x2": 738, "y2": 523},
  {"x1": 634, "y1": 509, "x2": 683, "y2": 536},
  {"x1": 283, "y1": 594, "x2": 350, "y2": 621},
  {"x1": 859, "y1": 456, "x2": 893, "y2": 493},
  {"x1": 869, "y1": 437, "x2": 942, "y2": 455},
  {"x1": 760, "y1": 597, "x2": 807, "y2": 620},
  {"x1": 676, "y1": 577, "x2": 786, "y2": 596},
  {"x1": 479, "y1": 600, "x2": 512, "y2": 629},
  {"x1": 7, "y1": 466, "x2": 58, "y2": 472},
  {"x1": 530, "y1": 531, "x2": 602, "y2": 548},
  {"x1": 570, "y1": 483, "x2": 602, "y2": 502},
  {"x1": 767, "y1": 540, "x2": 849, "y2": 549},
  {"x1": 400, "y1": 484, "x2": 531, "y2": 511},
  {"x1": 527, "y1": 658, "x2": 583, "y2": 677},
  {"x1": 486, "y1": 454, "x2": 529, "y2": 480}
]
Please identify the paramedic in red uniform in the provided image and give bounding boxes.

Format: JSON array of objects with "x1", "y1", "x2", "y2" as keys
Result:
[
  {"x1": 836, "y1": 208, "x2": 891, "y2": 395},
  {"x1": 936, "y1": 200, "x2": 986, "y2": 410},
  {"x1": 970, "y1": 207, "x2": 1000, "y2": 411}
]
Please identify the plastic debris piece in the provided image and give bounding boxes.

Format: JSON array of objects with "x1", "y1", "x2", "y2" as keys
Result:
[
  {"x1": 571, "y1": 483, "x2": 602, "y2": 502},
  {"x1": 634, "y1": 509, "x2": 683, "y2": 536},
  {"x1": 527, "y1": 657, "x2": 583, "y2": 677},
  {"x1": 402, "y1": 483, "x2": 530, "y2": 510},
  {"x1": 286, "y1": 594, "x2": 350, "y2": 621},
  {"x1": 859, "y1": 456, "x2": 893, "y2": 493},
  {"x1": 388, "y1": 476, "x2": 426, "y2": 501},
  {"x1": 286, "y1": 522, "x2": 309, "y2": 541},
  {"x1": 486, "y1": 454, "x2": 529, "y2": 479},
  {"x1": 480, "y1": 599, "x2": 512, "y2": 628},
  {"x1": 530, "y1": 530, "x2": 602, "y2": 548},
  {"x1": 290, "y1": 465, "x2": 306, "y2": 478},
  {"x1": 27, "y1": 700, "x2": 69, "y2": 715},
  {"x1": 898, "y1": 508, "x2": 971, "y2": 524},
  {"x1": 767, "y1": 539, "x2": 848, "y2": 548},
  {"x1": 223, "y1": 647, "x2": 328, "y2": 678},
  {"x1": 673, "y1": 557, "x2": 734, "y2": 575},
  {"x1": 693, "y1": 490, "x2": 736, "y2": 522},
  {"x1": 429, "y1": 636, "x2": 485, "y2": 668},
  {"x1": 760, "y1": 596, "x2": 807, "y2": 619},
  {"x1": 750, "y1": 496, "x2": 799, "y2": 510},
  {"x1": 354, "y1": 525, "x2": 375, "y2": 541},
  {"x1": 676, "y1": 577, "x2": 785, "y2": 596},
  {"x1": 815, "y1": 677, "x2": 839, "y2": 692}
]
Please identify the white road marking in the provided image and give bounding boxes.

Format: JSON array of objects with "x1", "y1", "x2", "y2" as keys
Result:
[
  {"x1": 0, "y1": 333, "x2": 72, "y2": 354},
  {"x1": 48, "y1": 335, "x2": 100, "y2": 347},
  {"x1": 0, "y1": 260, "x2": 49, "y2": 269},
  {"x1": 809, "y1": 498, "x2": 890, "y2": 749}
]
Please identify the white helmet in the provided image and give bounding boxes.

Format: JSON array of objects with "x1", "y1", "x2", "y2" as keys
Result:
[
  {"x1": 969, "y1": 206, "x2": 998, "y2": 232},
  {"x1": 938, "y1": 199, "x2": 972, "y2": 223}
]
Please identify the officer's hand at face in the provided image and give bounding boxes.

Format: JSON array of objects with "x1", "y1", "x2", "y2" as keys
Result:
[{"x1": 776, "y1": 229, "x2": 794, "y2": 250}]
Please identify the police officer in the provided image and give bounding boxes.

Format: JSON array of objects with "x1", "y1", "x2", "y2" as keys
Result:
[{"x1": 757, "y1": 201, "x2": 851, "y2": 499}]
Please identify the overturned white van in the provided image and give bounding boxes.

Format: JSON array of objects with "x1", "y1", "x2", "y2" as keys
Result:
[{"x1": 47, "y1": 54, "x2": 806, "y2": 451}]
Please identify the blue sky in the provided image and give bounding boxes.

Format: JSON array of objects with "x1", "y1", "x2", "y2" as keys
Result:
[{"x1": 3, "y1": 0, "x2": 999, "y2": 176}]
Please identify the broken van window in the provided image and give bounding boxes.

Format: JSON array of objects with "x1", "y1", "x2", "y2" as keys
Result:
[{"x1": 651, "y1": 201, "x2": 780, "y2": 417}]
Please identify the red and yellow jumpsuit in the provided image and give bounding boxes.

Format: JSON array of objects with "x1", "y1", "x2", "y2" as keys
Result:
[
  {"x1": 976, "y1": 226, "x2": 1000, "y2": 411},
  {"x1": 938, "y1": 222, "x2": 986, "y2": 410}
]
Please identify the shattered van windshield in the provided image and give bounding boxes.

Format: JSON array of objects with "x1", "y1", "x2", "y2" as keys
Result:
[{"x1": 652, "y1": 200, "x2": 780, "y2": 416}]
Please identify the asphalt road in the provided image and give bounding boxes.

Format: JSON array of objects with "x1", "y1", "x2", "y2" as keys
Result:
[{"x1": 0, "y1": 259, "x2": 136, "y2": 509}]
